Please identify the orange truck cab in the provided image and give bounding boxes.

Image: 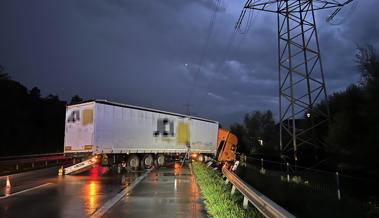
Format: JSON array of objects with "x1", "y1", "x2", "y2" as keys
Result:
[{"x1": 215, "y1": 128, "x2": 238, "y2": 163}]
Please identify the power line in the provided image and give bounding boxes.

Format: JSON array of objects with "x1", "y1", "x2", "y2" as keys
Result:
[
  {"x1": 194, "y1": 9, "x2": 256, "y2": 116},
  {"x1": 193, "y1": 1, "x2": 260, "y2": 116},
  {"x1": 187, "y1": 0, "x2": 222, "y2": 108},
  {"x1": 327, "y1": 0, "x2": 358, "y2": 25},
  {"x1": 193, "y1": 30, "x2": 239, "y2": 115},
  {"x1": 237, "y1": 0, "x2": 256, "y2": 34},
  {"x1": 186, "y1": 0, "x2": 256, "y2": 117}
]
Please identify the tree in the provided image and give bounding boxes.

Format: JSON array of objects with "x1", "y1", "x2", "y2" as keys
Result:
[
  {"x1": 230, "y1": 110, "x2": 278, "y2": 155},
  {"x1": 244, "y1": 111, "x2": 278, "y2": 154},
  {"x1": 230, "y1": 123, "x2": 249, "y2": 153},
  {"x1": 0, "y1": 65, "x2": 11, "y2": 80},
  {"x1": 324, "y1": 45, "x2": 379, "y2": 170},
  {"x1": 0, "y1": 75, "x2": 67, "y2": 156},
  {"x1": 70, "y1": 95, "x2": 83, "y2": 104},
  {"x1": 356, "y1": 45, "x2": 379, "y2": 85},
  {"x1": 355, "y1": 45, "x2": 379, "y2": 169},
  {"x1": 326, "y1": 85, "x2": 365, "y2": 156},
  {"x1": 30, "y1": 87, "x2": 41, "y2": 99}
]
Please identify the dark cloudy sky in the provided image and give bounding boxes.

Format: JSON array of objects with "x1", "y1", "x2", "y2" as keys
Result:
[{"x1": 1, "y1": 0, "x2": 378, "y2": 127}]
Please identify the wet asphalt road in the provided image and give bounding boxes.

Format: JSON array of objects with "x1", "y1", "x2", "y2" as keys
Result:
[
  {"x1": 0, "y1": 165, "x2": 139, "y2": 218},
  {"x1": 104, "y1": 162, "x2": 207, "y2": 218}
]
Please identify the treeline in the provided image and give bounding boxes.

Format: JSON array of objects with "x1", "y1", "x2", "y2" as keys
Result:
[
  {"x1": 326, "y1": 45, "x2": 379, "y2": 170},
  {"x1": 230, "y1": 45, "x2": 379, "y2": 172},
  {"x1": 0, "y1": 70, "x2": 83, "y2": 156},
  {"x1": 230, "y1": 111, "x2": 278, "y2": 155}
]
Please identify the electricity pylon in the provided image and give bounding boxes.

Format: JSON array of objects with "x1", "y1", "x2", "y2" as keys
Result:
[{"x1": 236, "y1": 0, "x2": 354, "y2": 166}]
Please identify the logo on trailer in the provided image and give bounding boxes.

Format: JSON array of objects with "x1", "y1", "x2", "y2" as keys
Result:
[
  {"x1": 154, "y1": 118, "x2": 175, "y2": 137},
  {"x1": 66, "y1": 109, "x2": 93, "y2": 125},
  {"x1": 67, "y1": 110, "x2": 80, "y2": 123},
  {"x1": 153, "y1": 118, "x2": 190, "y2": 146}
]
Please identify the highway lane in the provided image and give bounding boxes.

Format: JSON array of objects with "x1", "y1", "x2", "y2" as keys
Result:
[
  {"x1": 103, "y1": 162, "x2": 207, "y2": 218},
  {"x1": 0, "y1": 165, "x2": 140, "y2": 218},
  {"x1": 0, "y1": 166, "x2": 61, "y2": 197}
]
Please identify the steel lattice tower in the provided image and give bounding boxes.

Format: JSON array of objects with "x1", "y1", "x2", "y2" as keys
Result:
[{"x1": 236, "y1": 0, "x2": 354, "y2": 166}]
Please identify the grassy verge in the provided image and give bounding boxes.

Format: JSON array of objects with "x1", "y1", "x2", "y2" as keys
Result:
[{"x1": 191, "y1": 162, "x2": 263, "y2": 218}]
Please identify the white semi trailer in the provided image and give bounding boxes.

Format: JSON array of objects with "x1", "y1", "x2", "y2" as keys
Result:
[{"x1": 64, "y1": 100, "x2": 231, "y2": 169}]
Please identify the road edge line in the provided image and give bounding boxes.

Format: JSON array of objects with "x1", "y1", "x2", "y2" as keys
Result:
[
  {"x1": 0, "y1": 166, "x2": 60, "y2": 180},
  {"x1": 89, "y1": 167, "x2": 154, "y2": 218},
  {"x1": 0, "y1": 183, "x2": 53, "y2": 200}
]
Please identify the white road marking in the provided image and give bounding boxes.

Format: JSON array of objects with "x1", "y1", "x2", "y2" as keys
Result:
[
  {"x1": 0, "y1": 183, "x2": 53, "y2": 200},
  {"x1": 89, "y1": 167, "x2": 154, "y2": 218}
]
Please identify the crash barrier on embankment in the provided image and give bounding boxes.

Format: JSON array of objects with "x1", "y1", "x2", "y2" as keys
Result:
[
  {"x1": 0, "y1": 153, "x2": 74, "y2": 175},
  {"x1": 222, "y1": 166, "x2": 296, "y2": 218}
]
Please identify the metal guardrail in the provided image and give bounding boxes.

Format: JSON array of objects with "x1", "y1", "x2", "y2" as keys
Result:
[
  {"x1": 0, "y1": 152, "x2": 64, "y2": 161},
  {"x1": 0, "y1": 153, "x2": 66, "y2": 165},
  {"x1": 222, "y1": 166, "x2": 296, "y2": 218},
  {"x1": 0, "y1": 153, "x2": 73, "y2": 175}
]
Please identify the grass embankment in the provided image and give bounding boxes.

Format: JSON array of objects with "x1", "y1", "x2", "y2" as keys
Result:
[{"x1": 191, "y1": 162, "x2": 263, "y2": 218}]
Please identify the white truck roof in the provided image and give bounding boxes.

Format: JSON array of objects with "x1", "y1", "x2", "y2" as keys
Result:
[{"x1": 68, "y1": 99, "x2": 218, "y2": 124}]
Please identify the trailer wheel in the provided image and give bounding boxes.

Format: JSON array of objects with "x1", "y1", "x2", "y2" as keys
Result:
[
  {"x1": 156, "y1": 154, "x2": 165, "y2": 167},
  {"x1": 204, "y1": 155, "x2": 209, "y2": 162},
  {"x1": 141, "y1": 154, "x2": 154, "y2": 169},
  {"x1": 127, "y1": 154, "x2": 140, "y2": 171},
  {"x1": 197, "y1": 154, "x2": 204, "y2": 162}
]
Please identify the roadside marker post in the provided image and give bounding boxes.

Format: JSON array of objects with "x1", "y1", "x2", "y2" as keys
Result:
[{"x1": 336, "y1": 172, "x2": 341, "y2": 200}]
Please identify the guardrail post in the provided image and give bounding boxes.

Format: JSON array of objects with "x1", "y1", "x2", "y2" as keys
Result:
[
  {"x1": 117, "y1": 164, "x2": 121, "y2": 174},
  {"x1": 231, "y1": 185, "x2": 236, "y2": 195},
  {"x1": 243, "y1": 196, "x2": 249, "y2": 209},
  {"x1": 16, "y1": 163, "x2": 19, "y2": 171},
  {"x1": 225, "y1": 178, "x2": 229, "y2": 185},
  {"x1": 287, "y1": 162, "x2": 290, "y2": 182},
  {"x1": 222, "y1": 166, "x2": 297, "y2": 218},
  {"x1": 45, "y1": 160, "x2": 48, "y2": 166},
  {"x1": 336, "y1": 172, "x2": 341, "y2": 200}
]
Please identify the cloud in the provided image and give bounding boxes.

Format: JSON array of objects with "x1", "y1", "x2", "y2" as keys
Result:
[
  {"x1": 0, "y1": 0, "x2": 378, "y2": 128},
  {"x1": 207, "y1": 91, "x2": 225, "y2": 101}
]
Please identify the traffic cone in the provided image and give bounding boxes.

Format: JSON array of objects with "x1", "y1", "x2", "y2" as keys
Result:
[
  {"x1": 6, "y1": 176, "x2": 11, "y2": 188},
  {"x1": 58, "y1": 166, "x2": 64, "y2": 176}
]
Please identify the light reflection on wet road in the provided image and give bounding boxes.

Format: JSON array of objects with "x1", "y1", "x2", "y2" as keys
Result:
[
  {"x1": 0, "y1": 165, "x2": 139, "y2": 218},
  {"x1": 104, "y1": 162, "x2": 207, "y2": 218}
]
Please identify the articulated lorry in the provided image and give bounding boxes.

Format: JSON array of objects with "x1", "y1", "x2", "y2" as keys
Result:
[{"x1": 64, "y1": 100, "x2": 237, "y2": 169}]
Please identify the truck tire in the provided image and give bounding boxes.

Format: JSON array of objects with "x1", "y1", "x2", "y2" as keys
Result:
[
  {"x1": 197, "y1": 154, "x2": 204, "y2": 162},
  {"x1": 141, "y1": 154, "x2": 154, "y2": 169},
  {"x1": 156, "y1": 154, "x2": 165, "y2": 167},
  {"x1": 127, "y1": 154, "x2": 140, "y2": 171},
  {"x1": 204, "y1": 155, "x2": 209, "y2": 162}
]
